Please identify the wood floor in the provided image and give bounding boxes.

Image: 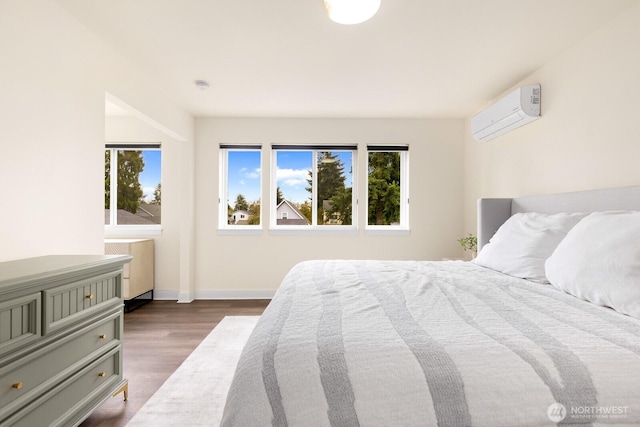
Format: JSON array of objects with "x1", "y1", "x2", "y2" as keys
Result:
[{"x1": 80, "y1": 299, "x2": 270, "y2": 427}]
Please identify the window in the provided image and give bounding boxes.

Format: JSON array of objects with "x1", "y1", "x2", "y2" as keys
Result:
[
  {"x1": 366, "y1": 145, "x2": 409, "y2": 229},
  {"x1": 217, "y1": 144, "x2": 408, "y2": 232},
  {"x1": 105, "y1": 144, "x2": 162, "y2": 233},
  {"x1": 219, "y1": 145, "x2": 262, "y2": 228},
  {"x1": 272, "y1": 145, "x2": 356, "y2": 228}
]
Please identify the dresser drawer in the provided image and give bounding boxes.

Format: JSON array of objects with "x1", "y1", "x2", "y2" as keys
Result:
[
  {"x1": 5, "y1": 345, "x2": 123, "y2": 427},
  {"x1": 0, "y1": 293, "x2": 41, "y2": 358},
  {"x1": 43, "y1": 271, "x2": 122, "y2": 334},
  {"x1": 0, "y1": 311, "x2": 121, "y2": 419}
]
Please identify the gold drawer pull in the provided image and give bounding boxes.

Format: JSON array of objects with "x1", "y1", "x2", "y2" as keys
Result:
[
  {"x1": 12, "y1": 382, "x2": 23, "y2": 390},
  {"x1": 86, "y1": 294, "x2": 95, "y2": 299},
  {"x1": 99, "y1": 334, "x2": 107, "y2": 339},
  {"x1": 98, "y1": 372, "x2": 107, "y2": 378}
]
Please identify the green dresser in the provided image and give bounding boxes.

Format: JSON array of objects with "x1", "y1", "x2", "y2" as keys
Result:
[{"x1": 0, "y1": 255, "x2": 131, "y2": 427}]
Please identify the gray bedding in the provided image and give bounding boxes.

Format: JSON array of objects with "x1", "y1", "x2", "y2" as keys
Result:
[{"x1": 221, "y1": 260, "x2": 640, "y2": 426}]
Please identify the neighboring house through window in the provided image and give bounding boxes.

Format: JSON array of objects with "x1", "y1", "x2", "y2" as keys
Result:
[
  {"x1": 276, "y1": 200, "x2": 309, "y2": 225},
  {"x1": 105, "y1": 143, "x2": 162, "y2": 235},
  {"x1": 230, "y1": 210, "x2": 249, "y2": 225}
]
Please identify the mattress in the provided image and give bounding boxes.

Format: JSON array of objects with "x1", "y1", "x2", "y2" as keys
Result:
[{"x1": 221, "y1": 260, "x2": 640, "y2": 426}]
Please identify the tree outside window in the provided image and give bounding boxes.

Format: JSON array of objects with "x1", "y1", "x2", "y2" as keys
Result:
[
  {"x1": 105, "y1": 145, "x2": 161, "y2": 227},
  {"x1": 367, "y1": 146, "x2": 408, "y2": 228},
  {"x1": 309, "y1": 151, "x2": 352, "y2": 225}
]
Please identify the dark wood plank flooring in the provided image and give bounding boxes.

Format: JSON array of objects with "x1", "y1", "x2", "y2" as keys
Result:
[{"x1": 80, "y1": 299, "x2": 270, "y2": 427}]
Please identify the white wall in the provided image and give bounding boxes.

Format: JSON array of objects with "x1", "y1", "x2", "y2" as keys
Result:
[
  {"x1": 193, "y1": 118, "x2": 465, "y2": 297},
  {"x1": 463, "y1": 4, "x2": 640, "y2": 233},
  {"x1": 0, "y1": 1, "x2": 193, "y2": 266}
]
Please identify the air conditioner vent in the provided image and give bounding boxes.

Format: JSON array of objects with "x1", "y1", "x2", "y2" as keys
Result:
[{"x1": 471, "y1": 84, "x2": 541, "y2": 142}]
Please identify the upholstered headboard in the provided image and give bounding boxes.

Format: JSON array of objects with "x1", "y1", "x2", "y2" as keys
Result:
[{"x1": 477, "y1": 185, "x2": 640, "y2": 250}]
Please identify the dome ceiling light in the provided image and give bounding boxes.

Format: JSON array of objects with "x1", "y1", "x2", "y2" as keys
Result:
[{"x1": 324, "y1": 0, "x2": 381, "y2": 25}]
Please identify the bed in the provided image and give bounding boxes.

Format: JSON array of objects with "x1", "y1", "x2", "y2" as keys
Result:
[{"x1": 222, "y1": 186, "x2": 640, "y2": 426}]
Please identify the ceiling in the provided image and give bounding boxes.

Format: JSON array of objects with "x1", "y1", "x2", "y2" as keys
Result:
[{"x1": 57, "y1": 0, "x2": 638, "y2": 119}]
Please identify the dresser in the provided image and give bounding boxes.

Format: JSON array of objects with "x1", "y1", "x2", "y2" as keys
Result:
[
  {"x1": 0, "y1": 255, "x2": 131, "y2": 427},
  {"x1": 104, "y1": 239, "x2": 154, "y2": 311}
]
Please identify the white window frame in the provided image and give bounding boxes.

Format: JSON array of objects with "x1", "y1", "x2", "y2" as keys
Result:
[
  {"x1": 218, "y1": 144, "x2": 262, "y2": 233},
  {"x1": 105, "y1": 143, "x2": 162, "y2": 236},
  {"x1": 270, "y1": 145, "x2": 358, "y2": 233},
  {"x1": 365, "y1": 145, "x2": 410, "y2": 234}
]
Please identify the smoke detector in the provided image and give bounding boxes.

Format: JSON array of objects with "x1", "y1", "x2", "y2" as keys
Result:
[{"x1": 194, "y1": 80, "x2": 210, "y2": 90}]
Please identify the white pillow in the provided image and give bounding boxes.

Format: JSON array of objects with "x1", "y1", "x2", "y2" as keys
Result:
[
  {"x1": 545, "y1": 211, "x2": 640, "y2": 319},
  {"x1": 473, "y1": 212, "x2": 585, "y2": 283}
]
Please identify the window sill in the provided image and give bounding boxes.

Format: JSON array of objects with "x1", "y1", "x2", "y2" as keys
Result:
[
  {"x1": 218, "y1": 227, "x2": 263, "y2": 236},
  {"x1": 269, "y1": 227, "x2": 359, "y2": 236},
  {"x1": 365, "y1": 227, "x2": 410, "y2": 236},
  {"x1": 105, "y1": 225, "x2": 162, "y2": 237}
]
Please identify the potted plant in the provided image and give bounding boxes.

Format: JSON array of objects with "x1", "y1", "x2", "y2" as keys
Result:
[{"x1": 457, "y1": 233, "x2": 478, "y2": 258}]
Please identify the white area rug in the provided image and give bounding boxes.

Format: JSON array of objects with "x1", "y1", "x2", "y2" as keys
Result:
[{"x1": 126, "y1": 316, "x2": 259, "y2": 426}]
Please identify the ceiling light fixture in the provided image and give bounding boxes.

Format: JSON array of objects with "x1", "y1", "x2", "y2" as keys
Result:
[
  {"x1": 324, "y1": 0, "x2": 381, "y2": 25},
  {"x1": 194, "y1": 80, "x2": 210, "y2": 90}
]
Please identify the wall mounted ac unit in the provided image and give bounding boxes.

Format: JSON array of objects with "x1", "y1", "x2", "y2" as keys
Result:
[{"x1": 471, "y1": 84, "x2": 541, "y2": 142}]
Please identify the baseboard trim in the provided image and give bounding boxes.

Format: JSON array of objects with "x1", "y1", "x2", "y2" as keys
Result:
[{"x1": 153, "y1": 289, "x2": 274, "y2": 301}]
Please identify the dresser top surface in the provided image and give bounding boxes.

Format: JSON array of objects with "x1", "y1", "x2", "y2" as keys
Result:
[
  {"x1": 104, "y1": 238, "x2": 153, "y2": 243},
  {"x1": 0, "y1": 255, "x2": 132, "y2": 289}
]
